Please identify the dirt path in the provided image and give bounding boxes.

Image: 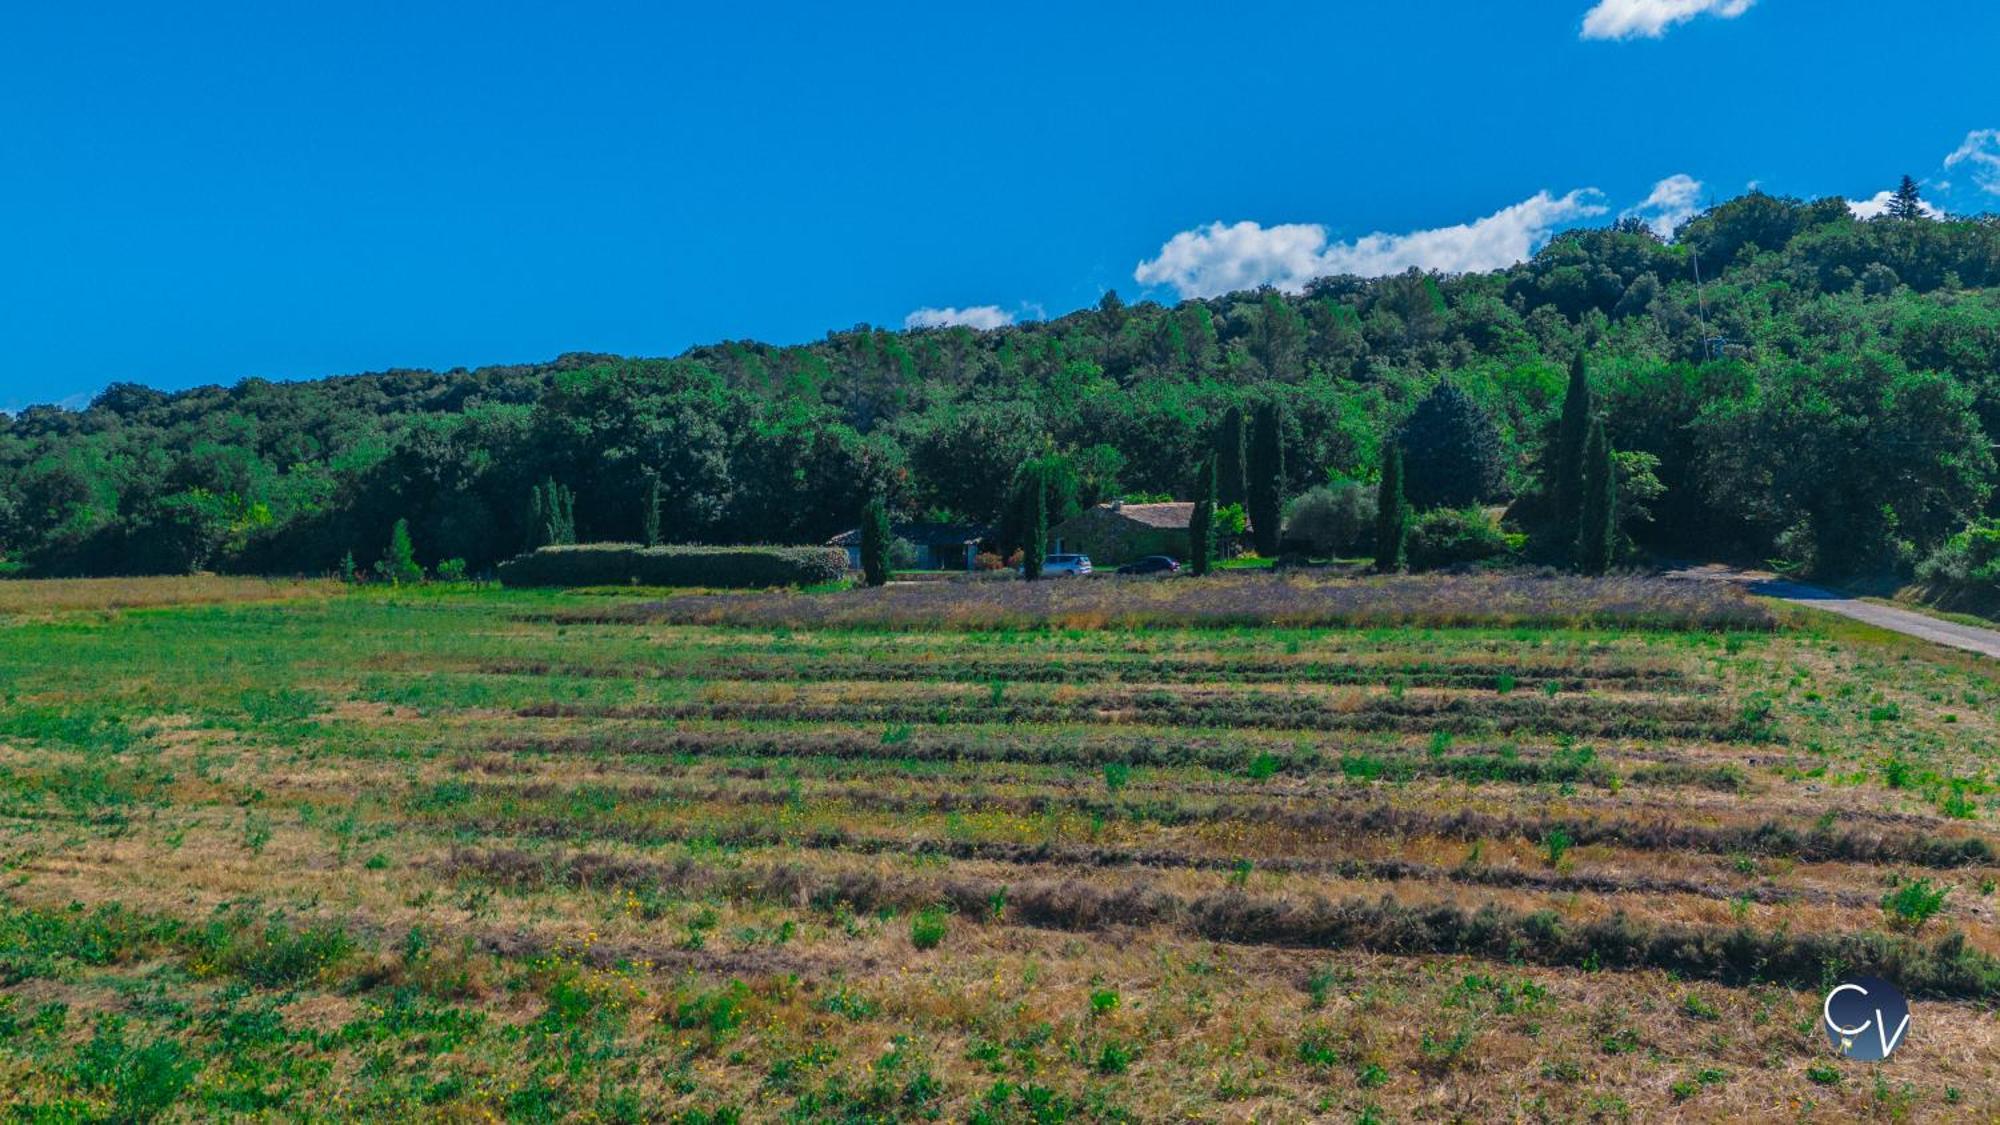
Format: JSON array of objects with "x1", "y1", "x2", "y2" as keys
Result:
[{"x1": 1670, "y1": 563, "x2": 2000, "y2": 660}]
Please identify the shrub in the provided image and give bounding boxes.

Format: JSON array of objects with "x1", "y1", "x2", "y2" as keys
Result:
[
  {"x1": 1917, "y1": 518, "x2": 2000, "y2": 612},
  {"x1": 1285, "y1": 482, "x2": 1376, "y2": 558},
  {"x1": 910, "y1": 905, "x2": 949, "y2": 950},
  {"x1": 1882, "y1": 878, "x2": 1950, "y2": 930},
  {"x1": 436, "y1": 557, "x2": 468, "y2": 583},
  {"x1": 1407, "y1": 508, "x2": 1514, "y2": 572},
  {"x1": 497, "y1": 544, "x2": 848, "y2": 589},
  {"x1": 375, "y1": 518, "x2": 424, "y2": 585}
]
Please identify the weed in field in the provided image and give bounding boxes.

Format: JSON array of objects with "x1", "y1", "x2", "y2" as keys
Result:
[
  {"x1": 1882, "y1": 877, "x2": 1951, "y2": 930},
  {"x1": 1543, "y1": 828, "x2": 1573, "y2": 869},
  {"x1": 1102, "y1": 761, "x2": 1130, "y2": 795},
  {"x1": 910, "y1": 905, "x2": 949, "y2": 950}
]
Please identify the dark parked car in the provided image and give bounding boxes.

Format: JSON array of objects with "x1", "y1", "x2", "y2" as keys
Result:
[{"x1": 1116, "y1": 555, "x2": 1180, "y2": 575}]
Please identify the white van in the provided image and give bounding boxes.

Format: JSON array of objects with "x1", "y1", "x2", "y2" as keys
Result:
[{"x1": 1038, "y1": 553, "x2": 1093, "y2": 576}]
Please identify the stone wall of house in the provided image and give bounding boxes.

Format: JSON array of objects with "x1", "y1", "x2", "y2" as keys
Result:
[{"x1": 1052, "y1": 510, "x2": 1190, "y2": 565}]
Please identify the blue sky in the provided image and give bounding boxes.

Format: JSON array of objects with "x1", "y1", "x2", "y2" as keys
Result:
[{"x1": 3, "y1": 0, "x2": 1996, "y2": 409}]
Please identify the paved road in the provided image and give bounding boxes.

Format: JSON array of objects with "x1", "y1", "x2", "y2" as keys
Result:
[{"x1": 1672, "y1": 563, "x2": 2000, "y2": 660}]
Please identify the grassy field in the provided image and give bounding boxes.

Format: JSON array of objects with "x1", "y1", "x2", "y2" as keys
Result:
[{"x1": 1, "y1": 574, "x2": 1997, "y2": 1121}]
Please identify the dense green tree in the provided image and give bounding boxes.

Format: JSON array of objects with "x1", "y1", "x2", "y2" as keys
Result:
[
  {"x1": 1247, "y1": 400, "x2": 1285, "y2": 555},
  {"x1": 1399, "y1": 381, "x2": 1503, "y2": 510},
  {"x1": 1285, "y1": 481, "x2": 1376, "y2": 558},
  {"x1": 1374, "y1": 444, "x2": 1408, "y2": 573},
  {"x1": 1189, "y1": 454, "x2": 1216, "y2": 577},
  {"x1": 1576, "y1": 419, "x2": 1616, "y2": 575},
  {"x1": 859, "y1": 495, "x2": 891, "y2": 587}
]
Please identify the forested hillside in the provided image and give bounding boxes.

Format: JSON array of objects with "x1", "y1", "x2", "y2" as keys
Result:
[{"x1": 4, "y1": 191, "x2": 2000, "y2": 579}]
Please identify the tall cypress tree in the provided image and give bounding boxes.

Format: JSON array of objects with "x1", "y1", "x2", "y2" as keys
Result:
[
  {"x1": 1374, "y1": 443, "x2": 1408, "y2": 573},
  {"x1": 1247, "y1": 400, "x2": 1285, "y2": 556},
  {"x1": 1550, "y1": 354, "x2": 1594, "y2": 560},
  {"x1": 858, "y1": 496, "x2": 891, "y2": 587},
  {"x1": 1576, "y1": 419, "x2": 1616, "y2": 576},
  {"x1": 1189, "y1": 453, "x2": 1216, "y2": 577},
  {"x1": 1019, "y1": 462, "x2": 1048, "y2": 581},
  {"x1": 529, "y1": 478, "x2": 576, "y2": 548},
  {"x1": 641, "y1": 474, "x2": 662, "y2": 548},
  {"x1": 1216, "y1": 405, "x2": 1248, "y2": 508}
]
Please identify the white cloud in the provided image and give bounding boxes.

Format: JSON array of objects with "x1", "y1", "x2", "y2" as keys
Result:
[
  {"x1": 1848, "y1": 189, "x2": 1947, "y2": 221},
  {"x1": 1622, "y1": 173, "x2": 1703, "y2": 237},
  {"x1": 1581, "y1": 0, "x2": 1754, "y2": 40},
  {"x1": 903, "y1": 305, "x2": 1015, "y2": 330},
  {"x1": 1944, "y1": 128, "x2": 2000, "y2": 195},
  {"x1": 1133, "y1": 190, "x2": 1607, "y2": 300}
]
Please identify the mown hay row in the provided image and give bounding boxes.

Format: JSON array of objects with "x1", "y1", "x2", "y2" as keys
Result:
[
  {"x1": 517, "y1": 691, "x2": 1757, "y2": 742},
  {"x1": 441, "y1": 848, "x2": 2000, "y2": 1000},
  {"x1": 529, "y1": 574, "x2": 1775, "y2": 632},
  {"x1": 484, "y1": 731, "x2": 1748, "y2": 791},
  {"x1": 473, "y1": 656, "x2": 1698, "y2": 692},
  {"x1": 429, "y1": 780, "x2": 1993, "y2": 868}
]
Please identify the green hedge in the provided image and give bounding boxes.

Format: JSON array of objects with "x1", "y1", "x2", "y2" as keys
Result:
[{"x1": 497, "y1": 544, "x2": 849, "y2": 589}]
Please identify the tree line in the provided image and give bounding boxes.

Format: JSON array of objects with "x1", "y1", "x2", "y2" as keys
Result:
[{"x1": 3, "y1": 187, "x2": 1999, "y2": 582}]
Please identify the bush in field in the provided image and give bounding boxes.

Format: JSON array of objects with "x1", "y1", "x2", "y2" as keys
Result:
[
  {"x1": 1286, "y1": 481, "x2": 1376, "y2": 558},
  {"x1": 497, "y1": 544, "x2": 848, "y2": 588},
  {"x1": 910, "y1": 905, "x2": 949, "y2": 949},
  {"x1": 1407, "y1": 508, "x2": 1514, "y2": 571},
  {"x1": 436, "y1": 557, "x2": 468, "y2": 583},
  {"x1": 1882, "y1": 877, "x2": 1950, "y2": 930},
  {"x1": 1917, "y1": 518, "x2": 2000, "y2": 612}
]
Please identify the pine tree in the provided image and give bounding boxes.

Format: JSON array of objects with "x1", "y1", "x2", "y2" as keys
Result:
[
  {"x1": 1576, "y1": 418, "x2": 1617, "y2": 576},
  {"x1": 338, "y1": 551, "x2": 358, "y2": 584},
  {"x1": 1374, "y1": 443, "x2": 1408, "y2": 573},
  {"x1": 1018, "y1": 463, "x2": 1048, "y2": 581},
  {"x1": 377, "y1": 518, "x2": 423, "y2": 585},
  {"x1": 529, "y1": 478, "x2": 576, "y2": 547},
  {"x1": 1247, "y1": 400, "x2": 1285, "y2": 556},
  {"x1": 1216, "y1": 405, "x2": 1248, "y2": 508},
  {"x1": 1887, "y1": 175, "x2": 1926, "y2": 221},
  {"x1": 1549, "y1": 354, "x2": 1594, "y2": 559},
  {"x1": 1189, "y1": 454, "x2": 1217, "y2": 577},
  {"x1": 641, "y1": 475, "x2": 662, "y2": 548},
  {"x1": 859, "y1": 496, "x2": 891, "y2": 587}
]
